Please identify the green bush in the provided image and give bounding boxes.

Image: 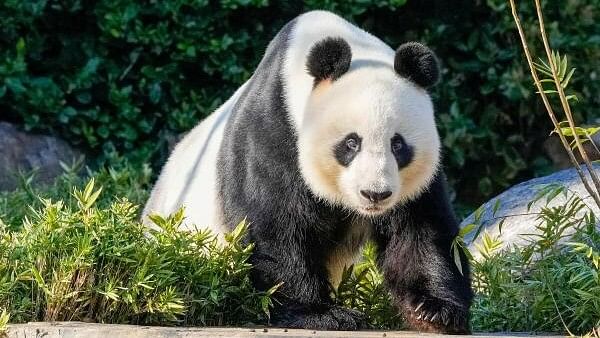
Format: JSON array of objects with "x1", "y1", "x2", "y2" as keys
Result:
[
  {"x1": 1, "y1": 0, "x2": 599, "y2": 207},
  {"x1": 0, "y1": 157, "x2": 151, "y2": 229},
  {"x1": 468, "y1": 186, "x2": 600, "y2": 334},
  {"x1": 0, "y1": 177, "x2": 275, "y2": 326}
]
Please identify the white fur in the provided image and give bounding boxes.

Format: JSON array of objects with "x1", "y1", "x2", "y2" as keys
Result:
[{"x1": 142, "y1": 82, "x2": 248, "y2": 236}]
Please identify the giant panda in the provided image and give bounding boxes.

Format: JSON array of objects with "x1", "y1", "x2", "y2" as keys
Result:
[{"x1": 143, "y1": 10, "x2": 473, "y2": 334}]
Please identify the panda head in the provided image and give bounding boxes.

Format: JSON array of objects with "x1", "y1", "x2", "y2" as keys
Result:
[{"x1": 298, "y1": 37, "x2": 441, "y2": 216}]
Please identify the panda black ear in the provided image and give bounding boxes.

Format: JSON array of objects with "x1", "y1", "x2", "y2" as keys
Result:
[
  {"x1": 394, "y1": 42, "x2": 440, "y2": 88},
  {"x1": 306, "y1": 37, "x2": 352, "y2": 84}
]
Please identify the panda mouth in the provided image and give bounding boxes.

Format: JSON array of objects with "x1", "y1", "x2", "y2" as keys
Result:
[{"x1": 360, "y1": 205, "x2": 387, "y2": 215}]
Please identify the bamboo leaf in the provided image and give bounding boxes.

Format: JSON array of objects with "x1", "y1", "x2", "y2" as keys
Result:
[
  {"x1": 559, "y1": 53, "x2": 568, "y2": 79},
  {"x1": 460, "y1": 223, "x2": 476, "y2": 237},
  {"x1": 492, "y1": 199, "x2": 502, "y2": 217},
  {"x1": 453, "y1": 245, "x2": 464, "y2": 276},
  {"x1": 498, "y1": 218, "x2": 507, "y2": 234},
  {"x1": 561, "y1": 67, "x2": 575, "y2": 88}
]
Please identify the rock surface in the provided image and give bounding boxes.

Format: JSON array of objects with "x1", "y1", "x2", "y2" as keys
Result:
[
  {"x1": 460, "y1": 164, "x2": 600, "y2": 255},
  {"x1": 0, "y1": 122, "x2": 83, "y2": 191},
  {"x1": 5, "y1": 322, "x2": 564, "y2": 338}
]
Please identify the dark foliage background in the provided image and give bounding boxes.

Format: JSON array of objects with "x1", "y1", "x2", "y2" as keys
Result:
[{"x1": 1, "y1": 0, "x2": 599, "y2": 210}]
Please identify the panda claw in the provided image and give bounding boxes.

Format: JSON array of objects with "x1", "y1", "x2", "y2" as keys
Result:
[
  {"x1": 430, "y1": 313, "x2": 439, "y2": 322},
  {"x1": 416, "y1": 314, "x2": 422, "y2": 320},
  {"x1": 414, "y1": 302, "x2": 424, "y2": 312}
]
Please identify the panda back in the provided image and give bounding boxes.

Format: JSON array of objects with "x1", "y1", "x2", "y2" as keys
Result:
[{"x1": 142, "y1": 82, "x2": 249, "y2": 236}]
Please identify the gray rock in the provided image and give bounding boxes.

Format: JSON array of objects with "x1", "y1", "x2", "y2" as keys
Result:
[
  {"x1": 460, "y1": 164, "x2": 600, "y2": 256},
  {"x1": 0, "y1": 122, "x2": 83, "y2": 191}
]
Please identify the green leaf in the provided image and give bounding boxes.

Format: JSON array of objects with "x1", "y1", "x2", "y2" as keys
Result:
[
  {"x1": 561, "y1": 68, "x2": 575, "y2": 88},
  {"x1": 452, "y1": 245, "x2": 463, "y2": 276},
  {"x1": 16, "y1": 37, "x2": 26, "y2": 57},
  {"x1": 492, "y1": 199, "x2": 501, "y2": 217},
  {"x1": 0, "y1": 309, "x2": 10, "y2": 333},
  {"x1": 546, "y1": 186, "x2": 564, "y2": 204},
  {"x1": 474, "y1": 205, "x2": 485, "y2": 223},
  {"x1": 459, "y1": 223, "x2": 476, "y2": 237},
  {"x1": 149, "y1": 83, "x2": 162, "y2": 104},
  {"x1": 498, "y1": 218, "x2": 506, "y2": 234},
  {"x1": 225, "y1": 218, "x2": 248, "y2": 244},
  {"x1": 5, "y1": 78, "x2": 26, "y2": 95}
]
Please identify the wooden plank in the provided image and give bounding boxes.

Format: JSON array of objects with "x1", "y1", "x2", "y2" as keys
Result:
[{"x1": 5, "y1": 322, "x2": 565, "y2": 338}]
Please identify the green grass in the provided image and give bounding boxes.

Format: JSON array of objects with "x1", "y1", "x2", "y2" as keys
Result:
[{"x1": 0, "y1": 164, "x2": 599, "y2": 334}]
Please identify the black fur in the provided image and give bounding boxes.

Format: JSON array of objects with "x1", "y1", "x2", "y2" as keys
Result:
[
  {"x1": 391, "y1": 133, "x2": 414, "y2": 169},
  {"x1": 306, "y1": 37, "x2": 352, "y2": 84},
  {"x1": 334, "y1": 133, "x2": 361, "y2": 167},
  {"x1": 372, "y1": 172, "x2": 473, "y2": 334},
  {"x1": 216, "y1": 18, "x2": 472, "y2": 333},
  {"x1": 394, "y1": 42, "x2": 440, "y2": 88}
]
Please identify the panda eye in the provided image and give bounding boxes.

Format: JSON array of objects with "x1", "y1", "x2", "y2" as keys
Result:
[
  {"x1": 392, "y1": 139, "x2": 403, "y2": 153},
  {"x1": 334, "y1": 133, "x2": 362, "y2": 166},
  {"x1": 346, "y1": 137, "x2": 360, "y2": 151},
  {"x1": 391, "y1": 134, "x2": 405, "y2": 154},
  {"x1": 391, "y1": 133, "x2": 414, "y2": 168}
]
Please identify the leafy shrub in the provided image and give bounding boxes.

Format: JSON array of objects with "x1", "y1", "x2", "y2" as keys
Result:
[
  {"x1": 0, "y1": 157, "x2": 151, "y2": 229},
  {"x1": 467, "y1": 185, "x2": 600, "y2": 334},
  {"x1": 0, "y1": 177, "x2": 275, "y2": 326},
  {"x1": 2, "y1": 0, "x2": 599, "y2": 208}
]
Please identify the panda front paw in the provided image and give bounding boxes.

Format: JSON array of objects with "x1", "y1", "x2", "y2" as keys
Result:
[
  {"x1": 275, "y1": 305, "x2": 366, "y2": 330},
  {"x1": 403, "y1": 297, "x2": 470, "y2": 334}
]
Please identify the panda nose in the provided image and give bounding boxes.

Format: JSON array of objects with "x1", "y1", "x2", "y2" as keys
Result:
[{"x1": 360, "y1": 190, "x2": 392, "y2": 203}]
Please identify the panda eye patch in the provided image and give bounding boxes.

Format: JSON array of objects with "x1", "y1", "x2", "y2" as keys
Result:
[
  {"x1": 391, "y1": 133, "x2": 413, "y2": 169},
  {"x1": 334, "y1": 133, "x2": 362, "y2": 167}
]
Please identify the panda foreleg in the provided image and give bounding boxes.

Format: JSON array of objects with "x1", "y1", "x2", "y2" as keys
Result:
[
  {"x1": 373, "y1": 173, "x2": 473, "y2": 334},
  {"x1": 248, "y1": 229, "x2": 366, "y2": 330}
]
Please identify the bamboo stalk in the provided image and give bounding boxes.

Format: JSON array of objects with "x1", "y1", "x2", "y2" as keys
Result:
[
  {"x1": 533, "y1": 0, "x2": 600, "y2": 201},
  {"x1": 508, "y1": 0, "x2": 600, "y2": 209}
]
